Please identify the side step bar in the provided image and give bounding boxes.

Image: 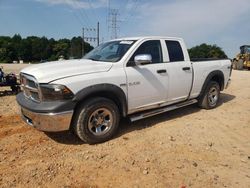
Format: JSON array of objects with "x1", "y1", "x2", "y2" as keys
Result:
[{"x1": 129, "y1": 99, "x2": 198, "y2": 122}]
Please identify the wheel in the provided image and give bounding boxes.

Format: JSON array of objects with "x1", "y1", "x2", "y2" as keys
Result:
[
  {"x1": 11, "y1": 85, "x2": 20, "y2": 94},
  {"x1": 232, "y1": 60, "x2": 237, "y2": 70},
  {"x1": 198, "y1": 81, "x2": 220, "y2": 109},
  {"x1": 72, "y1": 97, "x2": 120, "y2": 144},
  {"x1": 11, "y1": 85, "x2": 17, "y2": 93},
  {"x1": 237, "y1": 59, "x2": 244, "y2": 70}
]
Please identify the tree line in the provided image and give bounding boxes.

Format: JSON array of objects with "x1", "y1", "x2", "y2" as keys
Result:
[
  {"x1": 188, "y1": 43, "x2": 228, "y2": 59},
  {"x1": 0, "y1": 34, "x2": 93, "y2": 63},
  {"x1": 0, "y1": 34, "x2": 228, "y2": 63}
]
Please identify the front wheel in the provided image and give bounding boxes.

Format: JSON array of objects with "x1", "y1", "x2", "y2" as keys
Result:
[
  {"x1": 198, "y1": 81, "x2": 220, "y2": 109},
  {"x1": 11, "y1": 85, "x2": 20, "y2": 94},
  {"x1": 72, "y1": 97, "x2": 120, "y2": 144}
]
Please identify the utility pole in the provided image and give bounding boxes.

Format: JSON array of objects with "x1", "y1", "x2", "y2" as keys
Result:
[
  {"x1": 97, "y1": 22, "x2": 100, "y2": 46},
  {"x1": 82, "y1": 27, "x2": 85, "y2": 57}
]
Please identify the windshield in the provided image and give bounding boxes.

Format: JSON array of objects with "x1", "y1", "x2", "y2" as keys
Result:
[
  {"x1": 84, "y1": 40, "x2": 136, "y2": 62},
  {"x1": 240, "y1": 46, "x2": 250, "y2": 54},
  {"x1": 246, "y1": 47, "x2": 250, "y2": 53}
]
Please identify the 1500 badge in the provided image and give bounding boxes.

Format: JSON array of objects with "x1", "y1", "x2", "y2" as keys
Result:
[{"x1": 129, "y1": 81, "x2": 140, "y2": 86}]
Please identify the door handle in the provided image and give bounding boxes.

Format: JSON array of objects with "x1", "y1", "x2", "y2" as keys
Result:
[
  {"x1": 182, "y1": 67, "x2": 191, "y2": 71},
  {"x1": 157, "y1": 69, "x2": 167, "y2": 73}
]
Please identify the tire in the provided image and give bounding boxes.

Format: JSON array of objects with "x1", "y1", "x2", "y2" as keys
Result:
[
  {"x1": 11, "y1": 85, "x2": 20, "y2": 94},
  {"x1": 237, "y1": 59, "x2": 244, "y2": 70},
  {"x1": 198, "y1": 81, "x2": 220, "y2": 109},
  {"x1": 232, "y1": 61, "x2": 237, "y2": 70},
  {"x1": 72, "y1": 97, "x2": 120, "y2": 144},
  {"x1": 11, "y1": 85, "x2": 17, "y2": 93}
]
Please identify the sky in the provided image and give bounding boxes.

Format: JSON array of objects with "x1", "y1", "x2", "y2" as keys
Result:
[{"x1": 0, "y1": 0, "x2": 250, "y2": 58}]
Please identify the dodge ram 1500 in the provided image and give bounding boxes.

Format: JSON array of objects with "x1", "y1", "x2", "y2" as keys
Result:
[{"x1": 17, "y1": 36, "x2": 232, "y2": 143}]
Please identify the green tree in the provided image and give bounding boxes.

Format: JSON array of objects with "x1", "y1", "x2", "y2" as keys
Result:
[
  {"x1": 0, "y1": 36, "x2": 12, "y2": 63},
  {"x1": 53, "y1": 39, "x2": 70, "y2": 60},
  {"x1": 188, "y1": 43, "x2": 228, "y2": 59},
  {"x1": 70, "y1": 37, "x2": 94, "y2": 59},
  {"x1": 0, "y1": 34, "x2": 94, "y2": 63},
  {"x1": 71, "y1": 36, "x2": 82, "y2": 59},
  {"x1": 12, "y1": 34, "x2": 22, "y2": 60},
  {"x1": 19, "y1": 38, "x2": 32, "y2": 62}
]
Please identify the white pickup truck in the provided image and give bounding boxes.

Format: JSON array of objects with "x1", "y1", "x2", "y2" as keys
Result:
[{"x1": 17, "y1": 36, "x2": 232, "y2": 144}]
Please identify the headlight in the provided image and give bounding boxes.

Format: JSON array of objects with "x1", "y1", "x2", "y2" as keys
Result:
[{"x1": 40, "y1": 84, "x2": 74, "y2": 101}]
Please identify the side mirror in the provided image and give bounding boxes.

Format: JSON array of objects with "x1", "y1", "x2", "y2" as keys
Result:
[{"x1": 134, "y1": 54, "x2": 152, "y2": 66}]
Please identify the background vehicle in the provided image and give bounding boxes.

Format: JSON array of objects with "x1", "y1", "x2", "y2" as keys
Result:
[
  {"x1": 16, "y1": 36, "x2": 232, "y2": 144},
  {"x1": 0, "y1": 67, "x2": 20, "y2": 94},
  {"x1": 232, "y1": 45, "x2": 250, "y2": 70}
]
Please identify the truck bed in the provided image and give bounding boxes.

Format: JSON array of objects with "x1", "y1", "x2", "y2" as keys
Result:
[{"x1": 191, "y1": 58, "x2": 230, "y2": 62}]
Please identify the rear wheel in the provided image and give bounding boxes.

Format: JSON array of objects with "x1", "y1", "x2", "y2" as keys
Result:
[
  {"x1": 73, "y1": 97, "x2": 120, "y2": 144},
  {"x1": 198, "y1": 81, "x2": 220, "y2": 109},
  {"x1": 237, "y1": 59, "x2": 244, "y2": 70},
  {"x1": 232, "y1": 60, "x2": 237, "y2": 70}
]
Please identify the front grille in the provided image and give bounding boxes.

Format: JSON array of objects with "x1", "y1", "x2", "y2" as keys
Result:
[{"x1": 20, "y1": 73, "x2": 40, "y2": 102}]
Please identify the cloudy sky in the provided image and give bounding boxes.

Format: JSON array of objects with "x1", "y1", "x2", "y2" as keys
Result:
[{"x1": 0, "y1": 0, "x2": 249, "y2": 58}]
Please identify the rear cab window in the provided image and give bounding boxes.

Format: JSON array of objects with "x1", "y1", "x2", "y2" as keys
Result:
[{"x1": 165, "y1": 40, "x2": 184, "y2": 62}]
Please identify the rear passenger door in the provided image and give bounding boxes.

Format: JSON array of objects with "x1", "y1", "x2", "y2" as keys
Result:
[{"x1": 164, "y1": 40, "x2": 193, "y2": 103}]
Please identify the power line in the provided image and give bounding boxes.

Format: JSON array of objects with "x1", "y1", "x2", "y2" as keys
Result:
[
  {"x1": 118, "y1": 0, "x2": 129, "y2": 17},
  {"x1": 123, "y1": 0, "x2": 140, "y2": 24},
  {"x1": 87, "y1": 0, "x2": 98, "y2": 22},
  {"x1": 72, "y1": 0, "x2": 92, "y2": 28},
  {"x1": 106, "y1": 0, "x2": 111, "y2": 41},
  {"x1": 64, "y1": 0, "x2": 84, "y2": 26}
]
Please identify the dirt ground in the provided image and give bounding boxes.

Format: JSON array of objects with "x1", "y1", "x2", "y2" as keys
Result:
[{"x1": 0, "y1": 64, "x2": 249, "y2": 188}]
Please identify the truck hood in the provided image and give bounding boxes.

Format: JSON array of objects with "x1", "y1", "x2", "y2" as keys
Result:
[{"x1": 21, "y1": 59, "x2": 113, "y2": 83}]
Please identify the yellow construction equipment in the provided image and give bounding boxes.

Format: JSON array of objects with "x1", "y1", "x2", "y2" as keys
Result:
[{"x1": 232, "y1": 45, "x2": 250, "y2": 70}]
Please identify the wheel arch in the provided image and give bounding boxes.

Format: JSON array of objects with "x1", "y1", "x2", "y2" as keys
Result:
[
  {"x1": 73, "y1": 84, "x2": 127, "y2": 117},
  {"x1": 199, "y1": 70, "x2": 224, "y2": 99}
]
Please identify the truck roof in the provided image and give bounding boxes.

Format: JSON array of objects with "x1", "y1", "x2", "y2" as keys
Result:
[
  {"x1": 240, "y1": 45, "x2": 250, "y2": 48},
  {"x1": 111, "y1": 36, "x2": 183, "y2": 41}
]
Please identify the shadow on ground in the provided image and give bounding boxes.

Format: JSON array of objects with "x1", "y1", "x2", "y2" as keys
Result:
[
  {"x1": 45, "y1": 131, "x2": 83, "y2": 145},
  {"x1": 45, "y1": 93, "x2": 235, "y2": 145},
  {"x1": 218, "y1": 93, "x2": 235, "y2": 106}
]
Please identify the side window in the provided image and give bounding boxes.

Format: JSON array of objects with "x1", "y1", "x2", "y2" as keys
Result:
[
  {"x1": 129, "y1": 40, "x2": 163, "y2": 64},
  {"x1": 165, "y1": 40, "x2": 184, "y2": 62}
]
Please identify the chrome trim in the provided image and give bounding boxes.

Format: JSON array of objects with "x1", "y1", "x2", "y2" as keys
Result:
[
  {"x1": 129, "y1": 99, "x2": 198, "y2": 122},
  {"x1": 20, "y1": 73, "x2": 41, "y2": 103},
  {"x1": 20, "y1": 107, "x2": 73, "y2": 132},
  {"x1": 22, "y1": 85, "x2": 38, "y2": 92}
]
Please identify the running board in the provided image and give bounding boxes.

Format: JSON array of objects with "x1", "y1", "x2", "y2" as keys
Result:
[{"x1": 129, "y1": 99, "x2": 198, "y2": 122}]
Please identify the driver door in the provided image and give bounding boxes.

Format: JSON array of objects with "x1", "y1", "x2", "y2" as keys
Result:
[{"x1": 125, "y1": 40, "x2": 168, "y2": 113}]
